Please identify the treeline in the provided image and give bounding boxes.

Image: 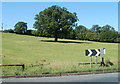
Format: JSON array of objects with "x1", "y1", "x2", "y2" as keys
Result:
[
  {"x1": 31, "y1": 24, "x2": 120, "y2": 43},
  {"x1": 3, "y1": 5, "x2": 120, "y2": 43},
  {"x1": 4, "y1": 24, "x2": 120, "y2": 43}
]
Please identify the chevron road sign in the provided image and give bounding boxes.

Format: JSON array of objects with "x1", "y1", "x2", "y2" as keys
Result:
[
  {"x1": 85, "y1": 48, "x2": 106, "y2": 68},
  {"x1": 86, "y1": 48, "x2": 105, "y2": 56}
]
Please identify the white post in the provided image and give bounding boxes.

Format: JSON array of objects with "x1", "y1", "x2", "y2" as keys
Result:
[
  {"x1": 100, "y1": 48, "x2": 105, "y2": 66},
  {"x1": 90, "y1": 56, "x2": 92, "y2": 68},
  {"x1": 95, "y1": 56, "x2": 97, "y2": 64}
]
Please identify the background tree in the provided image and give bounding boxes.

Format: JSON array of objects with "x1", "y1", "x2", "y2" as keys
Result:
[
  {"x1": 3, "y1": 29, "x2": 14, "y2": 33},
  {"x1": 90, "y1": 25, "x2": 101, "y2": 34},
  {"x1": 33, "y1": 5, "x2": 78, "y2": 42},
  {"x1": 86, "y1": 32, "x2": 99, "y2": 41},
  {"x1": 31, "y1": 30, "x2": 38, "y2": 36},
  {"x1": 99, "y1": 25, "x2": 118, "y2": 42},
  {"x1": 14, "y1": 22, "x2": 27, "y2": 34},
  {"x1": 74, "y1": 25, "x2": 88, "y2": 40},
  {"x1": 68, "y1": 28, "x2": 76, "y2": 39}
]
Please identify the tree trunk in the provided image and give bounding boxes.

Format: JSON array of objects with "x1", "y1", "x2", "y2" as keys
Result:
[
  {"x1": 54, "y1": 30, "x2": 58, "y2": 42},
  {"x1": 55, "y1": 37, "x2": 58, "y2": 42}
]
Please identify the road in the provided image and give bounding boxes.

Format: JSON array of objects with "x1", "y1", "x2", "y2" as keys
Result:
[{"x1": 2, "y1": 72, "x2": 119, "y2": 82}]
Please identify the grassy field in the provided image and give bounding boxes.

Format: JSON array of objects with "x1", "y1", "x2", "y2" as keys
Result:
[{"x1": 1, "y1": 33, "x2": 119, "y2": 75}]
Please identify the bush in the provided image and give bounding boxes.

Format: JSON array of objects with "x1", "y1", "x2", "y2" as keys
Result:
[
  {"x1": 105, "y1": 59, "x2": 114, "y2": 67},
  {"x1": 115, "y1": 37, "x2": 120, "y2": 43},
  {"x1": 31, "y1": 30, "x2": 38, "y2": 36},
  {"x1": 26, "y1": 30, "x2": 32, "y2": 35},
  {"x1": 4, "y1": 29, "x2": 14, "y2": 33}
]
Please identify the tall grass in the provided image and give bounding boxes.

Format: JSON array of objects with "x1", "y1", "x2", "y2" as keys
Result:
[{"x1": 2, "y1": 62, "x2": 118, "y2": 75}]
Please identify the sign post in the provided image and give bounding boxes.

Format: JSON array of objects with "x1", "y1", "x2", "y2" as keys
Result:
[
  {"x1": 95, "y1": 56, "x2": 97, "y2": 64},
  {"x1": 85, "y1": 48, "x2": 106, "y2": 68},
  {"x1": 100, "y1": 48, "x2": 105, "y2": 66},
  {"x1": 90, "y1": 56, "x2": 92, "y2": 68}
]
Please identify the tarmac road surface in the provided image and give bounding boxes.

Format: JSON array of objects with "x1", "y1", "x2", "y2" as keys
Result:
[{"x1": 2, "y1": 72, "x2": 119, "y2": 82}]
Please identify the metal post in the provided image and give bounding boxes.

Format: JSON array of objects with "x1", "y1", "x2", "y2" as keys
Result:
[
  {"x1": 90, "y1": 56, "x2": 92, "y2": 68},
  {"x1": 95, "y1": 56, "x2": 97, "y2": 64},
  {"x1": 100, "y1": 48, "x2": 105, "y2": 66}
]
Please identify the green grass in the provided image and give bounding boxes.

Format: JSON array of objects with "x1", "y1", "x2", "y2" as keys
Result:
[{"x1": 1, "y1": 33, "x2": 119, "y2": 75}]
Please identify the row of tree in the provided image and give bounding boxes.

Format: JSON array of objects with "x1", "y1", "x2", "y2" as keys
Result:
[
  {"x1": 4, "y1": 5, "x2": 120, "y2": 43},
  {"x1": 33, "y1": 24, "x2": 120, "y2": 43},
  {"x1": 5, "y1": 23, "x2": 120, "y2": 43}
]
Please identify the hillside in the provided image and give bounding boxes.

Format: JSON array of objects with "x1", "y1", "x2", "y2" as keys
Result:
[{"x1": 2, "y1": 33, "x2": 118, "y2": 75}]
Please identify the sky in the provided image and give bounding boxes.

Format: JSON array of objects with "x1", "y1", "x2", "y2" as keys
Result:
[{"x1": 2, "y1": 2, "x2": 118, "y2": 31}]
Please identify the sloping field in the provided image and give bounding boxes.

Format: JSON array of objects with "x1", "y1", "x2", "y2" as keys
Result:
[{"x1": 1, "y1": 33, "x2": 118, "y2": 75}]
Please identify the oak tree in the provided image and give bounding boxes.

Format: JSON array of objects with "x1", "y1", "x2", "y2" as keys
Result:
[{"x1": 33, "y1": 5, "x2": 78, "y2": 41}]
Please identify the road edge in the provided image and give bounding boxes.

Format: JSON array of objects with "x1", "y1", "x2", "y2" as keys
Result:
[{"x1": 1, "y1": 70, "x2": 119, "y2": 78}]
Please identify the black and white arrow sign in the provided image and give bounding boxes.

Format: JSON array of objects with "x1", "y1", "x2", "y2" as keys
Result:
[
  {"x1": 86, "y1": 48, "x2": 106, "y2": 56},
  {"x1": 86, "y1": 49, "x2": 101, "y2": 56}
]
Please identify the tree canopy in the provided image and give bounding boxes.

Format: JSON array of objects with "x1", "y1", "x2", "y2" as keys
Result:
[
  {"x1": 33, "y1": 5, "x2": 78, "y2": 41},
  {"x1": 14, "y1": 22, "x2": 27, "y2": 34},
  {"x1": 12, "y1": 5, "x2": 119, "y2": 43},
  {"x1": 75, "y1": 25, "x2": 88, "y2": 40}
]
